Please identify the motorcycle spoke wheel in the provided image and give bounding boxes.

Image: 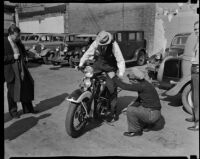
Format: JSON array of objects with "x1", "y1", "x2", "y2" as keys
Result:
[{"x1": 73, "y1": 104, "x2": 86, "y2": 131}]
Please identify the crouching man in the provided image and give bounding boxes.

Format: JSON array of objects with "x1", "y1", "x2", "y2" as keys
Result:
[{"x1": 112, "y1": 67, "x2": 162, "y2": 137}]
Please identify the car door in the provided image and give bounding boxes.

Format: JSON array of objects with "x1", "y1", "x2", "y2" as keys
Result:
[
  {"x1": 127, "y1": 32, "x2": 139, "y2": 60},
  {"x1": 114, "y1": 32, "x2": 129, "y2": 60}
]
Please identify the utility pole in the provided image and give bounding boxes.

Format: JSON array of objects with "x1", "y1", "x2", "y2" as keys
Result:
[
  {"x1": 15, "y1": 4, "x2": 19, "y2": 27},
  {"x1": 122, "y1": 3, "x2": 124, "y2": 30}
]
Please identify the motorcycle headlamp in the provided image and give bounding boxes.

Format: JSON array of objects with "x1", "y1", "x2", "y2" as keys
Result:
[
  {"x1": 83, "y1": 78, "x2": 91, "y2": 88},
  {"x1": 84, "y1": 66, "x2": 94, "y2": 78}
]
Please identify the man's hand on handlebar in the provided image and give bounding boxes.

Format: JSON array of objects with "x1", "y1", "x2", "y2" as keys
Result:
[{"x1": 75, "y1": 66, "x2": 84, "y2": 71}]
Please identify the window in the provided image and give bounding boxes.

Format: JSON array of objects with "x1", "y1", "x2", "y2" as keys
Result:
[
  {"x1": 27, "y1": 35, "x2": 39, "y2": 41},
  {"x1": 128, "y1": 33, "x2": 136, "y2": 40},
  {"x1": 172, "y1": 36, "x2": 189, "y2": 45},
  {"x1": 136, "y1": 32, "x2": 143, "y2": 41},
  {"x1": 52, "y1": 36, "x2": 64, "y2": 42},
  {"x1": 40, "y1": 35, "x2": 51, "y2": 42},
  {"x1": 117, "y1": 33, "x2": 122, "y2": 42}
]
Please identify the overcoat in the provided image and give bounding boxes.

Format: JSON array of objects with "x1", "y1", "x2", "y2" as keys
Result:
[{"x1": 4, "y1": 37, "x2": 34, "y2": 102}]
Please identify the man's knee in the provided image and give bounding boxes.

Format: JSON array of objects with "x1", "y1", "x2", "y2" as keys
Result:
[{"x1": 127, "y1": 106, "x2": 137, "y2": 115}]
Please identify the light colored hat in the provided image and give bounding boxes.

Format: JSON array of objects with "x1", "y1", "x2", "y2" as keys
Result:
[
  {"x1": 128, "y1": 67, "x2": 145, "y2": 80},
  {"x1": 96, "y1": 30, "x2": 112, "y2": 45}
]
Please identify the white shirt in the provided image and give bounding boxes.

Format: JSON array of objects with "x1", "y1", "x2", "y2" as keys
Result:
[{"x1": 79, "y1": 40, "x2": 125, "y2": 77}]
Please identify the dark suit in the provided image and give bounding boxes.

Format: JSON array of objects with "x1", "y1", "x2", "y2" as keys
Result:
[{"x1": 4, "y1": 37, "x2": 34, "y2": 115}]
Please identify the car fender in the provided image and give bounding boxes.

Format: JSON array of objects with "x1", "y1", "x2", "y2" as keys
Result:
[
  {"x1": 165, "y1": 75, "x2": 191, "y2": 96},
  {"x1": 40, "y1": 48, "x2": 52, "y2": 57},
  {"x1": 66, "y1": 89, "x2": 92, "y2": 103},
  {"x1": 157, "y1": 56, "x2": 182, "y2": 81}
]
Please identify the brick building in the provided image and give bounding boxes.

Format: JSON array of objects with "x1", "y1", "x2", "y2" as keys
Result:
[{"x1": 17, "y1": 3, "x2": 156, "y2": 56}]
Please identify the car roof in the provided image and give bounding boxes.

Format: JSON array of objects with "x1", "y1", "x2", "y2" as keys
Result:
[
  {"x1": 76, "y1": 34, "x2": 97, "y2": 38},
  {"x1": 174, "y1": 32, "x2": 192, "y2": 36},
  {"x1": 108, "y1": 30, "x2": 144, "y2": 34}
]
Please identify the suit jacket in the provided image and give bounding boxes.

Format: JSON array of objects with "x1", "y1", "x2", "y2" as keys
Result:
[
  {"x1": 4, "y1": 37, "x2": 34, "y2": 102},
  {"x1": 4, "y1": 37, "x2": 16, "y2": 83}
]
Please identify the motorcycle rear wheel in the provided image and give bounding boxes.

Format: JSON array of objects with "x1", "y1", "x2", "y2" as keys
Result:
[{"x1": 65, "y1": 102, "x2": 87, "y2": 138}]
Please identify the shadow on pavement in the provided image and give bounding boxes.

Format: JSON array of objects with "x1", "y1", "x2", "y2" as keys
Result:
[
  {"x1": 4, "y1": 93, "x2": 69, "y2": 123},
  {"x1": 4, "y1": 113, "x2": 51, "y2": 141},
  {"x1": 161, "y1": 93, "x2": 182, "y2": 107},
  {"x1": 26, "y1": 61, "x2": 43, "y2": 68}
]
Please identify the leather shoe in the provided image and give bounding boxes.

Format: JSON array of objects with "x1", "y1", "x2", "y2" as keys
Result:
[
  {"x1": 187, "y1": 124, "x2": 199, "y2": 131},
  {"x1": 24, "y1": 109, "x2": 39, "y2": 114},
  {"x1": 185, "y1": 117, "x2": 194, "y2": 122},
  {"x1": 123, "y1": 131, "x2": 143, "y2": 137},
  {"x1": 10, "y1": 112, "x2": 20, "y2": 119}
]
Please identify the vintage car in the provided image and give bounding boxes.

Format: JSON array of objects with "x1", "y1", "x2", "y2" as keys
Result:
[
  {"x1": 72, "y1": 30, "x2": 147, "y2": 66},
  {"x1": 165, "y1": 32, "x2": 191, "y2": 57},
  {"x1": 146, "y1": 55, "x2": 194, "y2": 115},
  {"x1": 51, "y1": 33, "x2": 96, "y2": 67},
  {"x1": 20, "y1": 33, "x2": 32, "y2": 42},
  {"x1": 22, "y1": 33, "x2": 68, "y2": 63}
]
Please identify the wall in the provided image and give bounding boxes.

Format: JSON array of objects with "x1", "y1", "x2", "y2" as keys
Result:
[
  {"x1": 161, "y1": 11, "x2": 199, "y2": 47},
  {"x1": 68, "y1": 3, "x2": 156, "y2": 55},
  {"x1": 19, "y1": 14, "x2": 64, "y2": 33}
]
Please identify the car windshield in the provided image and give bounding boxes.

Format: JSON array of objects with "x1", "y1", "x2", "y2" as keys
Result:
[
  {"x1": 52, "y1": 36, "x2": 64, "y2": 42},
  {"x1": 39, "y1": 35, "x2": 51, "y2": 42},
  {"x1": 27, "y1": 35, "x2": 39, "y2": 41},
  {"x1": 171, "y1": 36, "x2": 189, "y2": 46}
]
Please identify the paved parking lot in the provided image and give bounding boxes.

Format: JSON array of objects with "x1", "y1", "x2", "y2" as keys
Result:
[{"x1": 4, "y1": 63, "x2": 199, "y2": 158}]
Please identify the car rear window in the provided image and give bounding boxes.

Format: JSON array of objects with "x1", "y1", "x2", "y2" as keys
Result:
[
  {"x1": 136, "y1": 32, "x2": 143, "y2": 41},
  {"x1": 128, "y1": 33, "x2": 136, "y2": 40},
  {"x1": 40, "y1": 35, "x2": 51, "y2": 42},
  {"x1": 172, "y1": 36, "x2": 189, "y2": 45},
  {"x1": 52, "y1": 36, "x2": 64, "y2": 42},
  {"x1": 27, "y1": 35, "x2": 39, "y2": 41}
]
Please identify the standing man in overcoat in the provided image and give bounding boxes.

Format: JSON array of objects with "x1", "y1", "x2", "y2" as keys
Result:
[{"x1": 4, "y1": 24, "x2": 38, "y2": 119}]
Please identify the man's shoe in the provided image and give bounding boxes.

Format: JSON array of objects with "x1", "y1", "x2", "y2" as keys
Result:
[
  {"x1": 185, "y1": 117, "x2": 194, "y2": 122},
  {"x1": 123, "y1": 131, "x2": 143, "y2": 137},
  {"x1": 187, "y1": 125, "x2": 199, "y2": 131},
  {"x1": 24, "y1": 109, "x2": 39, "y2": 114},
  {"x1": 10, "y1": 112, "x2": 20, "y2": 119}
]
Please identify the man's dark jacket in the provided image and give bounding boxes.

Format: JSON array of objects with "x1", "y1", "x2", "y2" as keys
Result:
[{"x1": 4, "y1": 37, "x2": 34, "y2": 102}]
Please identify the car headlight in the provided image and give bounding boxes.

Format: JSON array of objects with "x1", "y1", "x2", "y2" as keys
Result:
[
  {"x1": 41, "y1": 44, "x2": 45, "y2": 50},
  {"x1": 56, "y1": 47, "x2": 60, "y2": 51},
  {"x1": 32, "y1": 45, "x2": 36, "y2": 50},
  {"x1": 84, "y1": 66, "x2": 94, "y2": 78},
  {"x1": 64, "y1": 47, "x2": 68, "y2": 52}
]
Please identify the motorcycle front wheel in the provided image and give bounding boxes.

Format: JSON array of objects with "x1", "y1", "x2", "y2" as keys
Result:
[{"x1": 65, "y1": 102, "x2": 88, "y2": 138}]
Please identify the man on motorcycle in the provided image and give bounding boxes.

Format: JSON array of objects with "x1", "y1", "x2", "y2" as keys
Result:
[
  {"x1": 78, "y1": 30, "x2": 126, "y2": 121},
  {"x1": 111, "y1": 67, "x2": 162, "y2": 137}
]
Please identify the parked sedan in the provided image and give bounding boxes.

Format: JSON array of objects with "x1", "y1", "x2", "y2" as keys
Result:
[
  {"x1": 22, "y1": 33, "x2": 68, "y2": 63},
  {"x1": 165, "y1": 32, "x2": 191, "y2": 57}
]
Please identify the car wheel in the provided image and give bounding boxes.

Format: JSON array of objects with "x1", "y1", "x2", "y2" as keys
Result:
[
  {"x1": 182, "y1": 84, "x2": 193, "y2": 115},
  {"x1": 137, "y1": 51, "x2": 146, "y2": 66}
]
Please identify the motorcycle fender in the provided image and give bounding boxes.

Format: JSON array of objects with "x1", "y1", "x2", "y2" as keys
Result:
[
  {"x1": 165, "y1": 75, "x2": 191, "y2": 96},
  {"x1": 40, "y1": 49, "x2": 51, "y2": 57},
  {"x1": 66, "y1": 89, "x2": 92, "y2": 103}
]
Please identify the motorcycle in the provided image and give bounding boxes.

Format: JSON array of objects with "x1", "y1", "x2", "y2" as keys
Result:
[{"x1": 65, "y1": 65, "x2": 116, "y2": 138}]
